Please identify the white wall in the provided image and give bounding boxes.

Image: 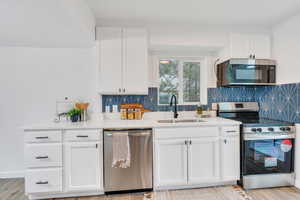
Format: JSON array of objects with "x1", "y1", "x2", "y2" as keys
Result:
[
  {"x1": 272, "y1": 13, "x2": 300, "y2": 84},
  {"x1": 0, "y1": 0, "x2": 95, "y2": 48},
  {"x1": 0, "y1": 46, "x2": 98, "y2": 177}
]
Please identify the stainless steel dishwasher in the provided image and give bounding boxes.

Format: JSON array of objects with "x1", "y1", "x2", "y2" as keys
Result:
[{"x1": 103, "y1": 129, "x2": 153, "y2": 193}]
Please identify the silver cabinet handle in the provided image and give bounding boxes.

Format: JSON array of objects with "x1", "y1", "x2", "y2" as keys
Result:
[
  {"x1": 36, "y1": 156, "x2": 49, "y2": 159},
  {"x1": 224, "y1": 139, "x2": 227, "y2": 144},
  {"x1": 76, "y1": 135, "x2": 88, "y2": 138},
  {"x1": 226, "y1": 130, "x2": 237, "y2": 133},
  {"x1": 36, "y1": 181, "x2": 48, "y2": 185},
  {"x1": 119, "y1": 88, "x2": 121, "y2": 93},
  {"x1": 123, "y1": 88, "x2": 125, "y2": 93},
  {"x1": 35, "y1": 136, "x2": 49, "y2": 139}
]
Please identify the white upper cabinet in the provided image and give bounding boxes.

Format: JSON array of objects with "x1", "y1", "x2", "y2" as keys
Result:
[
  {"x1": 123, "y1": 28, "x2": 148, "y2": 94},
  {"x1": 98, "y1": 27, "x2": 123, "y2": 94},
  {"x1": 97, "y1": 27, "x2": 149, "y2": 95},
  {"x1": 249, "y1": 34, "x2": 271, "y2": 59},
  {"x1": 230, "y1": 34, "x2": 251, "y2": 59},
  {"x1": 219, "y1": 33, "x2": 271, "y2": 62}
]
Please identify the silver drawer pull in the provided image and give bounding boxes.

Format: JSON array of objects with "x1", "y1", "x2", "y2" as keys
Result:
[
  {"x1": 226, "y1": 130, "x2": 237, "y2": 133},
  {"x1": 77, "y1": 135, "x2": 88, "y2": 138},
  {"x1": 35, "y1": 136, "x2": 49, "y2": 139},
  {"x1": 36, "y1": 156, "x2": 49, "y2": 159},
  {"x1": 36, "y1": 181, "x2": 48, "y2": 185}
]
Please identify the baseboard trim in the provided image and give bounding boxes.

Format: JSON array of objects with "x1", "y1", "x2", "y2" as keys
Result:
[
  {"x1": 295, "y1": 179, "x2": 300, "y2": 189},
  {"x1": 28, "y1": 191, "x2": 104, "y2": 200},
  {"x1": 154, "y1": 180, "x2": 237, "y2": 191},
  {"x1": 0, "y1": 170, "x2": 24, "y2": 179}
]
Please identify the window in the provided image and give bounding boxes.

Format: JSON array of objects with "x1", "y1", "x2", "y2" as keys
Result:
[{"x1": 159, "y1": 58, "x2": 201, "y2": 105}]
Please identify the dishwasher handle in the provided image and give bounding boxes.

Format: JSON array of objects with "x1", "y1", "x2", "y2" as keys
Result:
[{"x1": 105, "y1": 131, "x2": 152, "y2": 137}]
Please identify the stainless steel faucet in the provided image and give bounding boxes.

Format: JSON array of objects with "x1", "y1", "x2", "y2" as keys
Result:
[
  {"x1": 57, "y1": 112, "x2": 68, "y2": 122},
  {"x1": 170, "y1": 94, "x2": 179, "y2": 119}
]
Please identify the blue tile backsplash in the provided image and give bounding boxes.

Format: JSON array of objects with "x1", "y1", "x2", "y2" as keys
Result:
[
  {"x1": 207, "y1": 87, "x2": 256, "y2": 105},
  {"x1": 102, "y1": 83, "x2": 300, "y2": 123},
  {"x1": 256, "y1": 84, "x2": 300, "y2": 123},
  {"x1": 102, "y1": 88, "x2": 198, "y2": 112}
]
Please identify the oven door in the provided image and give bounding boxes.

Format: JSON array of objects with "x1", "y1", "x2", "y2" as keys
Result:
[
  {"x1": 221, "y1": 63, "x2": 276, "y2": 86},
  {"x1": 243, "y1": 139, "x2": 294, "y2": 175}
]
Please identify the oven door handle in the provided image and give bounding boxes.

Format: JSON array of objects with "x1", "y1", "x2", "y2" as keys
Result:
[{"x1": 243, "y1": 134, "x2": 295, "y2": 140}]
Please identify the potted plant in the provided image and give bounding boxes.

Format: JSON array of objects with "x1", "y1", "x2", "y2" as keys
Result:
[{"x1": 67, "y1": 108, "x2": 82, "y2": 122}]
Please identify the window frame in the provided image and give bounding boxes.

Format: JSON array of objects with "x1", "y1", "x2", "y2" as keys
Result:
[{"x1": 157, "y1": 57, "x2": 203, "y2": 106}]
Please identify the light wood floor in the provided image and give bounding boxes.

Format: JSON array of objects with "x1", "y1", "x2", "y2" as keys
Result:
[{"x1": 2, "y1": 178, "x2": 300, "y2": 200}]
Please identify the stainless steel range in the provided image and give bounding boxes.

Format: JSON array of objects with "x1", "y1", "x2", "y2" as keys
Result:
[{"x1": 216, "y1": 102, "x2": 295, "y2": 189}]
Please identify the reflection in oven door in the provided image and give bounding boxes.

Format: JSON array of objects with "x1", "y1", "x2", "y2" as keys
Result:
[{"x1": 243, "y1": 139, "x2": 294, "y2": 175}]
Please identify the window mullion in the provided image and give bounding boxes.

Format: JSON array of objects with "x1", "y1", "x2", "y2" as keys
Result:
[{"x1": 178, "y1": 60, "x2": 184, "y2": 105}]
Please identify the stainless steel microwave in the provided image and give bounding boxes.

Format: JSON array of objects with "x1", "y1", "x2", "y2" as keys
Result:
[{"x1": 217, "y1": 59, "x2": 276, "y2": 87}]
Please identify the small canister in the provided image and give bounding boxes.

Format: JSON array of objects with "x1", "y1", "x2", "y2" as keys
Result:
[
  {"x1": 135, "y1": 108, "x2": 142, "y2": 120},
  {"x1": 197, "y1": 103, "x2": 204, "y2": 115},
  {"x1": 120, "y1": 108, "x2": 127, "y2": 120},
  {"x1": 127, "y1": 109, "x2": 135, "y2": 120}
]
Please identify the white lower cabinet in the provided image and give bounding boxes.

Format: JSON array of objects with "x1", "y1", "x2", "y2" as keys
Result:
[
  {"x1": 188, "y1": 137, "x2": 220, "y2": 184},
  {"x1": 221, "y1": 135, "x2": 240, "y2": 181},
  {"x1": 64, "y1": 141, "x2": 102, "y2": 192},
  {"x1": 25, "y1": 143, "x2": 62, "y2": 168},
  {"x1": 154, "y1": 126, "x2": 239, "y2": 189},
  {"x1": 25, "y1": 168, "x2": 62, "y2": 194},
  {"x1": 24, "y1": 129, "x2": 103, "y2": 199},
  {"x1": 155, "y1": 139, "x2": 188, "y2": 187}
]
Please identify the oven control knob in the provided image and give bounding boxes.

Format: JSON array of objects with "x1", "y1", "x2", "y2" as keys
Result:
[
  {"x1": 280, "y1": 127, "x2": 286, "y2": 131},
  {"x1": 251, "y1": 128, "x2": 257, "y2": 132},
  {"x1": 256, "y1": 128, "x2": 262, "y2": 132},
  {"x1": 268, "y1": 127, "x2": 274, "y2": 132},
  {"x1": 285, "y1": 127, "x2": 291, "y2": 132}
]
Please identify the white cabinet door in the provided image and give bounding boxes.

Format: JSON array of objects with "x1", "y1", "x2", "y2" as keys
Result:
[
  {"x1": 250, "y1": 35, "x2": 271, "y2": 59},
  {"x1": 123, "y1": 28, "x2": 148, "y2": 94},
  {"x1": 188, "y1": 137, "x2": 220, "y2": 184},
  {"x1": 155, "y1": 139, "x2": 188, "y2": 187},
  {"x1": 64, "y1": 142, "x2": 102, "y2": 192},
  {"x1": 98, "y1": 27, "x2": 123, "y2": 94},
  {"x1": 230, "y1": 34, "x2": 251, "y2": 58},
  {"x1": 229, "y1": 33, "x2": 271, "y2": 59},
  {"x1": 221, "y1": 136, "x2": 240, "y2": 181}
]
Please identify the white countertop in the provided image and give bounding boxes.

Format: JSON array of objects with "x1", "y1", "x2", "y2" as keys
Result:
[{"x1": 23, "y1": 117, "x2": 241, "y2": 131}]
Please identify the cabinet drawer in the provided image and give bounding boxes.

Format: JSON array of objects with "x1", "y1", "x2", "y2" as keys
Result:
[
  {"x1": 25, "y1": 168, "x2": 62, "y2": 194},
  {"x1": 64, "y1": 130, "x2": 101, "y2": 142},
  {"x1": 25, "y1": 144, "x2": 62, "y2": 168},
  {"x1": 25, "y1": 131, "x2": 62, "y2": 143},
  {"x1": 155, "y1": 127, "x2": 219, "y2": 139},
  {"x1": 221, "y1": 126, "x2": 240, "y2": 137}
]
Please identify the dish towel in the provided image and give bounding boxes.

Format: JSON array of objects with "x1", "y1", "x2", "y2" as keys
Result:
[{"x1": 112, "y1": 132, "x2": 131, "y2": 168}]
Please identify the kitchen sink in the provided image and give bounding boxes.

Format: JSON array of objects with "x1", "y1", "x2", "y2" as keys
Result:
[{"x1": 157, "y1": 119, "x2": 205, "y2": 123}]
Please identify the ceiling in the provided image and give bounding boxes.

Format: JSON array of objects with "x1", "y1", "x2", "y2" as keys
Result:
[{"x1": 86, "y1": 0, "x2": 300, "y2": 27}]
